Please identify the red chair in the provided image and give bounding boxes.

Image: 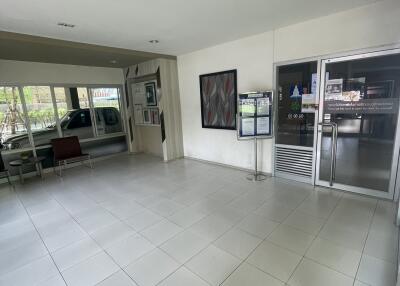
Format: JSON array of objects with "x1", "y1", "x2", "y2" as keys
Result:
[{"x1": 51, "y1": 136, "x2": 93, "y2": 176}]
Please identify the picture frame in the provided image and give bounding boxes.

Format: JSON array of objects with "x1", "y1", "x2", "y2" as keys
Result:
[
  {"x1": 199, "y1": 69, "x2": 237, "y2": 130},
  {"x1": 145, "y1": 82, "x2": 157, "y2": 106},
  {"x1": 143, "y1": 109, "x2": 151, "y2": 124},
  {"x1": 151, "y1": 109, "x2": 160, "y2": 125}
]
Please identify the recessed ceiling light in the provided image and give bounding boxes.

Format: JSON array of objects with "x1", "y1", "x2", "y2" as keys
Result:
[
  {"x1": 110, "y1": 60, "x2": 117, "y2": 64},
  {"x1": 57, "y1": 22, "x2": 75, "y2": 28},
  {"x1": 149, "y1": 40, "x2": 159, "y2": 44}
]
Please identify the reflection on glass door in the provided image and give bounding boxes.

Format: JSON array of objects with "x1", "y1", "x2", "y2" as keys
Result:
[
  {"x1": 316, "y1": 50, "x2": 400, "y2": 198},
  {"x1": 276, "y1": 62, "x2": 318, "y2": 147}
]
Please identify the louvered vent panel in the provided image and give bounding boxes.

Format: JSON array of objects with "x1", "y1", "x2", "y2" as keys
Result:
[{"x1": 275, "y1": 146, "x2": 313, "y2": 178}]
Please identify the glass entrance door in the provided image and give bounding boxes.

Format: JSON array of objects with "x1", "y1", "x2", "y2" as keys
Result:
[{"x1": 316, "y1": 50, "x2": 400, "y2": 199}]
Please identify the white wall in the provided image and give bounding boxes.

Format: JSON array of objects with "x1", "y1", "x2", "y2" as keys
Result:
[
  {"x1": 0, "y1": 60, "x2": 124, "y2": 85},
  {"x1": 177, "y1": 0, "x2": 400, "y2": 173},
  {"x1": 137, "y1": 126, "x2": 163, "y2": 157},
  {"x1": 274, "y1": 0, "x2": 400, "y2": 62},
  {"x1": 178, "y1": 32, "x2": 274, "y2": 172}
]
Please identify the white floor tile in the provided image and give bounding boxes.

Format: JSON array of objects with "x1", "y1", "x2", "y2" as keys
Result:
[
  {"x1": 283, "y1": 210, "x2": 325, "y2": 236},
  {"x1": 318, "y1": 222, "x2": 367, "y2": 252},
  {"x1": 267, "y1": 225, "x2": 315, "y2": 255},
  {"x1": 222, "y1": 263, "x2": 284, "y2": 286},
  {"x1": 74, "y1": 207, "x2": 119, "y2": 233},
  {"x1": 124, "y1": 248, "x2": 180, "y2": 286},
  {"x1": 189, "y1": 214, "x2": 233, "y2": 242},
  {"x1": 52, "y1": 237, "x2": 102, "y2": 271},
  {"x1": 101, "y1": 199, "x2": 145, "y2": 220},
  {"x1": 364, "y1": 231, "x2": 398, "y2": 264},
  {"x1": 254, "y1": 201, "x2": 294, "y2": 222},
  {"x1": 0, "y1": 238, "x2": 48, "y2": 276},
  {"x1": 0, "y1": 255, "x2": 59, "y2": 286},
  {"x1": 124, "y1": 209, "x2": 163, "y2": 231},
  {"x1": 161, "y1": 230, "x2": 209, "y2": 264},
  {"x1": 168, "y1": 207, "x2": 208, "y2": 228},
  {"x1": 96, "y1": 270, "x2": 138, "y2": 286},
  {"x1": 356, "y1": 254, "x2": 397, "y2": 286},
  {"x1": 247, "y1": 241, "x2": 302, "y2": 282},
  {"x1": 40, "y1": 274, "x2": 67, "y2": 286},
  {"x1": 306, "y1": 237, "x2": 361, "y2": 277},
  {"x1": 1, "y1": 155, "x2": 398, "y2": 286},
  {"x1": 150, "y1": 199, "x2": 185, "y2": 217},
  {"x1": 41, "y1": 224, "x2": 88, "y2": 252},
  {"x1": 62, "y1": 251, "x2": 119, "y2": 286},
  {"x1": 158, "y1": 267, "x2": 209, "y2": 286},
  {"x1": 92, "y1": 222, "x2": 135, "y2": 248},
  {"x1": 106, "y1": 233, "x2": 155, "y2": 267},
  {"x1": 288, "y1": 258, "x2": 353, "y2": 286},
  {"x1": 140, "y1": 219, "x2": 183, "y2": 246},
  {"x1": 186, "y1": 245, "x2": 240, "y2": 286},
  {"x1": 237, "y1": 213, "x2": 279, "y2": 239},
  {"x1": 214, "y1": 228, "x2": 262, "y2": 259}
]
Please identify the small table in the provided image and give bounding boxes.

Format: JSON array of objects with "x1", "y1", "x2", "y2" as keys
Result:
[{"x1": 9, "y1": 156, "x2": 46, "y2": 183}]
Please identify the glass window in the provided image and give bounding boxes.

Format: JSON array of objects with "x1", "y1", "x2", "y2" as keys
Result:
[
  {"x1": 91, "y1": 88, "x2": 123, "y2": 135},
  {"x1": 23, "y1": 86, "x2": 57, "y2": 147},
  {"x1": 276, "y1": 62, "x2": 318, "y2": 147},
  {"x1": 0, "y1": 87, "x2": 29, "y2": 150},
  {"x1": 54, "y1": 87, "x2": 68, "y2": 119},
  {"x1": 67, "y1": 110, "x2": 92, "y2": 129}
]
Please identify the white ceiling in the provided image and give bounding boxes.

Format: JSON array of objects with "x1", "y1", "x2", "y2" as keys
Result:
[{"x1": 0, "y1": 0, "x2": 379, "y2": 56}]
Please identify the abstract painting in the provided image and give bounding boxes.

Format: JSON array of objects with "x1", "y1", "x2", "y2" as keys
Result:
[{"x1": 199, "y1": 69, "x2": 237, "y2": 129}]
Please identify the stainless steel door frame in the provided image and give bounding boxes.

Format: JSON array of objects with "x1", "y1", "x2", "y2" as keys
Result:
[{"x1": 315, "y1": 49, "x2": 400, "y2": 200}]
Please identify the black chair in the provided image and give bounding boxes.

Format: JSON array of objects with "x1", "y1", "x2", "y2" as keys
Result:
[{"x1": 0, "y1": 152, "x2": 12, "y2": 185}]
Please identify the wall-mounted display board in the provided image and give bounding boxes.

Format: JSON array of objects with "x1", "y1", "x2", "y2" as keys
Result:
[
  {"x1": 132, "y1": 80, "x2": 160, "y2": 126},
  {"x1": 237, "y1": 91, "x2": 273, "y2": 139}
]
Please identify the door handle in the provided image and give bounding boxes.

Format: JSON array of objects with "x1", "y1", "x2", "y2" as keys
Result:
[{"x1": 318, "y1": 122, "x2": 338, "y2": 186}]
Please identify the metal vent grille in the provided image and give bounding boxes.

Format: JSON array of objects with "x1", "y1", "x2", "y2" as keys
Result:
[{"x1": 275, "y1": 146, "x2": 313, "y2": 178}]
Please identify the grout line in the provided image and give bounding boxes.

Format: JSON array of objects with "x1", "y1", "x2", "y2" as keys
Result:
[
  {"x1": 13, "y1": 185, "x2": 69, "y2": 286},
  {"x1": 276, "y1": 186, "x2": 344, "y2": 285},
  {"x1": 352, "y1": 199, "x2": 378, "y2": 286}
]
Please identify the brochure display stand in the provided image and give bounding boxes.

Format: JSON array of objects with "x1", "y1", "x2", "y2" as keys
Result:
[{"x1": 237, "y1": 91, "x2": 273, "y2": 181}]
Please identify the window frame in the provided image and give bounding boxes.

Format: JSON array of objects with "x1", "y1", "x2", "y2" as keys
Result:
[{"x1": 0, "y1": 83, "x2": 126, "y2": 156}]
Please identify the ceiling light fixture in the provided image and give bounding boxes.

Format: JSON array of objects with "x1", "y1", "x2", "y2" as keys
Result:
[
  {"x1": 57, "y1": 22, "x2": 75, "y2": 28},
  {"x1": 110, "y1": 60, "x2": 118, "y2": 64},
  {"x1": 149, "y1": 40, "x2": 159, "y2": 44}
]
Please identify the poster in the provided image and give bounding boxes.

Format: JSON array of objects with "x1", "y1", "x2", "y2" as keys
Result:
[
  {"x1": 325, "y1": 79, "x2": 343, "y2": 101},
  {"x1": 256, "y1": 117, "x2": 269, "y2": 135},
  {"x1": 256, "y1": 98, "x2": 269, "y2": 116},
  {"x1": 240, "y1": 98, "x2": 256, "y2": 116},
  {"x1": 301, "y1": 93, "x2": 316, "y2": 113},
  {"x1": 241, "y1": 118, "x2": 255, "y2": 136},
  {"x1": 134, "y1": 104, "x2": 143, "y2": 124}
]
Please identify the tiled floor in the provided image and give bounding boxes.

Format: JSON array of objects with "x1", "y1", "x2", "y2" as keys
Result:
[{"x1": 0, "y1": 154, "x2": 398, "y2": 286}]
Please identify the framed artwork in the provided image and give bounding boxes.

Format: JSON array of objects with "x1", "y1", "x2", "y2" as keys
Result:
[
  {"x1": 151, "y1": 109, "x2": 160, "y2": 125},
  {"x1": 145, "y1": 82, "x2": 157, "y2": 106},
  {"x1": 143, "y1": 109, "x2": 151, "y2": 124},
  {"x1": 199, "y1": 69, "x2": 237, "y2": 129}
]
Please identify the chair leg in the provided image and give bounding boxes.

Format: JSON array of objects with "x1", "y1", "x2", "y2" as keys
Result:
[
  {"x1": 59, "y1": 162, "x2": 63, "y2": 177},
  {"x1": 6, "y1": 171, "x2": 12, "y2": 186}
]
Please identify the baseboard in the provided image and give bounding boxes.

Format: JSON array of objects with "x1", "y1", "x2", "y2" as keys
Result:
[{"x1": 183, "y1": 156, "x2": 272, "y2": 177}]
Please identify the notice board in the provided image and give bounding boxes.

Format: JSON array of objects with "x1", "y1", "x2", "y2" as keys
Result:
[{"x1": 237, "y1": 91, "x2": 273, "y2": 139}]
